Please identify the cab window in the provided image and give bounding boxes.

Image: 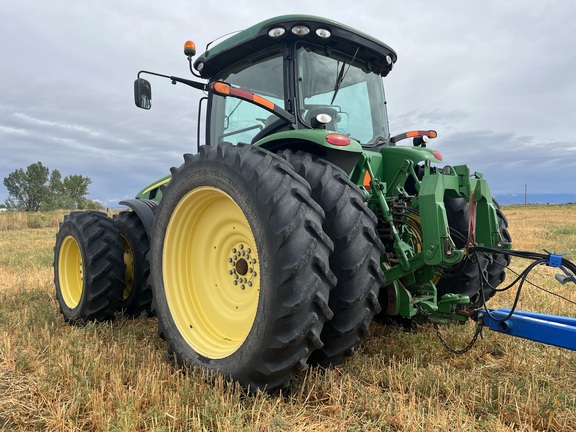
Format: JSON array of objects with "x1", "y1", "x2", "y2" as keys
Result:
[
  {"x1": 209, "y1": 53, "x2": 284, "y2": 146},
  {"x1": 296, "y1": 44, "x2": 389, "y2": 145}
]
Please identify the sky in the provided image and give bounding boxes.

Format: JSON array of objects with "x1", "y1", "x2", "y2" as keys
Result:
[{"x1": 1, "y1": 0, "x2": 575, "y2": 207}]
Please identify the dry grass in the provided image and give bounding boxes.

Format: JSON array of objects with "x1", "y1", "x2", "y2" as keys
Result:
[
  {"x1": 0, "y1": 210, "x2": 117, "y2": 231},
  {"x1": 1, "y1": 205, "x2": 575, "y2": 431}
]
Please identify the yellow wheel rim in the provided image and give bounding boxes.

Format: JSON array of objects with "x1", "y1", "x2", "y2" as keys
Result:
[
  {"x1": 163, "y1": 186, "x2": 261, "y2": 359},
  {"x1": 120, "y1": 235, "x2": 134, "y2": 300},
  {"x1": 58, "y1": 235, "x2": 83, "y2": 308}
]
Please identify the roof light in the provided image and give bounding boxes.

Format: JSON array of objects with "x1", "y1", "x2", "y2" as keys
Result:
[
  {"x1": 291, "y1": 25, "x2": 310, "y2": 36},
  {"x1": 268, "y1": 27, "x2": 286, "y2": 38},
  {"x1": 386, "y1": 55, "x2": 392, "y2": 65},
  {"x1": 325, "y1": 133, "x2": 350, "y2": 146},
  {"x1": 196, "y1": 62, "x2": 204, "y2": 72},
  {"x1": 433, "y1": 150, "x2": 443, "y2": 161},
  {"x1": 315, "y1": 28, "x2": 331, "y2": 38},
  {"x1": 184, "y1": 40, "x2": 196, "y2": 58}
]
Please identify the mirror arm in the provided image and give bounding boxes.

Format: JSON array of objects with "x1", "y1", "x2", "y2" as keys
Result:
[{"x1": 137, "y1": 70, "x2": 207, "y2": 91}]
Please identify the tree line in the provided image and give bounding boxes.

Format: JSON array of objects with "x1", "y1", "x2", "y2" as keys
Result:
[{"x1": 3, "y1": 162, "x2": 102, "y2": 212}]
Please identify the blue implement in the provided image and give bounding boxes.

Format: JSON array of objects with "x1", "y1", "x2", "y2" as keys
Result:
[{"x1": 479, "y1": 308, "x2": 576, "y2": 351}]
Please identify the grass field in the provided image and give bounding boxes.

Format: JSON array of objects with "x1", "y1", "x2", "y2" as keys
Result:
[{"x1": 1, "y1": 205, "x2": 575, "y2": 431}]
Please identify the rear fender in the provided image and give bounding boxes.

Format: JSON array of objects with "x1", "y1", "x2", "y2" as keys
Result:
[
  {"x1": 118, "y1": 199, "x2": 157, "y2": 238},
  {"x1": 253, "y1": 129, "x2": 363, "y2": 174}
]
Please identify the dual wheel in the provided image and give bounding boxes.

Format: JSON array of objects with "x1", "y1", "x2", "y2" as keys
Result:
[
  {"x1": 150, "y1": 144, "x2": 385, "y2": 391},
  {"x1": 54, "y1": 210, "x2": 152, "y2": 322},
  {"x1": 53, "y1": 144, "x2": 385, "y2": 391}
]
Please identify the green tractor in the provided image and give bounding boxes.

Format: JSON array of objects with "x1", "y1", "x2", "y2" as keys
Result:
[{"x1": 54, "y1": 15, "x2": 511, "y2": 391}]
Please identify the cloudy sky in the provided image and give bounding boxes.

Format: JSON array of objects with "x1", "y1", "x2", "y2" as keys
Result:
[{"x1": 1, "y1": 0, "x2": 575, "y2": 207}]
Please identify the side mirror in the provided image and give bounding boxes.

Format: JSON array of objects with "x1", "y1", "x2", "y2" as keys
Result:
[{"x1": 134, "y1": 78, "x2": 152, "y2": 109}]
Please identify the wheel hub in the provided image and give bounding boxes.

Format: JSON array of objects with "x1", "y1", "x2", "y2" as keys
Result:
[{"x1": 228, "y1": 244, "x2": 257, "y2": 290}]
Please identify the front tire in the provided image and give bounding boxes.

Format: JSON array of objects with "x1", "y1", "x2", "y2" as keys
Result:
[
  {"x1": 54, "y1": 211, "x2": 125, "y2": 322},
  {"x1": 150, "y1": 143, "x2": 335, "y2": 391}
]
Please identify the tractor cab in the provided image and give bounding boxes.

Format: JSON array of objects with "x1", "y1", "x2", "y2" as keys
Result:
[
  {"x1": 136, "y1": 15, "x2": 398, "y2": 153},
  {"x1": 196, "y1": 16, "x2": 397, "y2": 149}
]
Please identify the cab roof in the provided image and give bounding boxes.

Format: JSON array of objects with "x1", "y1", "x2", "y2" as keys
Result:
[{"x1": 194, "y1": 15, "x2": 398, "y2": 79}]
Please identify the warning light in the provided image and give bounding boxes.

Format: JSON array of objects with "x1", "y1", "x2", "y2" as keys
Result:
[{"x1": 184, "y1": 40, "x2": 196, "y2": 57}]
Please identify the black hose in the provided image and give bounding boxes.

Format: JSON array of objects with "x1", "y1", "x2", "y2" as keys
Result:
[{"x1": 468, "y1": 246, "x2": 576, "y2": 322}]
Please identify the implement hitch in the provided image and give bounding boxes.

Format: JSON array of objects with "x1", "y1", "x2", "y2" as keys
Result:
[
  {"x1": 440, "y1": 248, "x2": 576, "y2": 353},
  {"x1": 476, "y1": 308, "x2": 576, "y2": 351}
]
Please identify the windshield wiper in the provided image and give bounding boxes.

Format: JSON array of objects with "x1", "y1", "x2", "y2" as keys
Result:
[
  {"x1": 223, "y1": 99, "x2": 244, "y2": 131},
  {"x1": 330, "y1": 47, "x2": 360, "y2": 105}
]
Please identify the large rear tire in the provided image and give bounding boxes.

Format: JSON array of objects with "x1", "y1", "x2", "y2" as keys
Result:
[
  {"x1": 54, "y1": 211, "x2": 125, "y2": 322},
  {"x1": 150, "y1": 143, "x2": 335, "y2": 391},
  {"x1": 114, "y1": 211, "x2": 152, "y2": 316},
  {"x1": 280, "y1": 150, "x2": 385, "y2": 366}
]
